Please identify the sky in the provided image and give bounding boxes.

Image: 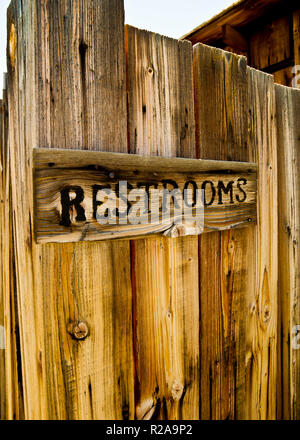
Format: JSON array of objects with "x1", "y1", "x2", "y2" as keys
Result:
[{"x1": 0, "y1": 0, "x2": 235, "y2": 97}]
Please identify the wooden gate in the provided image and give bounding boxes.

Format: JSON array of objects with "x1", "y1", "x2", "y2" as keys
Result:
[{"x1": 0, "y1": 0, "x2": 299, "y2": 420}]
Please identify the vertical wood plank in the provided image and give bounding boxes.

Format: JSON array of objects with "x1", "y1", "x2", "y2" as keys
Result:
[
  {"x1": 275, "y1": 84, "x2": 300, "y2": 420},
  {"x1": 0, "y1": 94, "x2": 6, "y2": 421},
  {"x1": 7, "y1": 0, "x2": 134, "y2": 419},
  {"x1": 294, "y1": 10, "x2": 300, "y2": 85},
  {"x1": 0, "y1": 76, "x2": 23, "y2": 420},
  {"x1": 273, "y1": 66, "x2": 293, "y2": 88},
  {"x1": 250, "y1": 16, "x2": 291, "y2": 70},
  {"x1": 247, "y1": 68, "x2": 278, "y2": 420},
  {"x1": 126, "y1": 26, "x2": 199, "y2": 420},
  {"x1": 193, "y1": 43, "x2": 249, "y2": 420}
]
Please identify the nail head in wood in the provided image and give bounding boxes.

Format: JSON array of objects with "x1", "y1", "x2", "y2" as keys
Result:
[{"x1": 68, "y1": 321, "x2": 89, "y2": 340}]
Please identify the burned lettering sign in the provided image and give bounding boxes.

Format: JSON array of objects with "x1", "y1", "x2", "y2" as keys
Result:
[{"x1": 33, "y1": 148, "x2": 257, "y2": 243}]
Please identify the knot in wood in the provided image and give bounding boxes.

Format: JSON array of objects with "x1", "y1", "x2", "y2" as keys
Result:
[
  {"x1": 147, "y1": 66, "x2": 153, "y2": 75},
  {"x1": 263, "y1": 306, "x2": 271, "y2": 323},
  {"x1": 250, "y1": 302, "x2": 257, "y2": 314},
  {"x1": 68, "y1": 321, "x2": 89, "y2": 340},
  {"x1": 171, "y1": 380, "x2": 184, "y2": 401}
]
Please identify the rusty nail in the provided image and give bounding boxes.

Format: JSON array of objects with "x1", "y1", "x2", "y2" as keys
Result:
[{"x1": 68, "y1": 321, "x2": 89, "y2": 340}]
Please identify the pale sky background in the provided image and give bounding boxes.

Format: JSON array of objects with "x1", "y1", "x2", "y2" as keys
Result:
[{"x1": 0, "y1": 0, "x2": 235, "y2": 97}]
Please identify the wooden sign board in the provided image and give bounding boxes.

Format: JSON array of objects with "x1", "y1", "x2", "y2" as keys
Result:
[{"x1": 33, "y1": 148, "x2": 257, "y2": 244}]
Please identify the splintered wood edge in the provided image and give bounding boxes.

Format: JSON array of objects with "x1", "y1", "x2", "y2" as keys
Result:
[{"x1": 33, "y1": 148, "x2": 258, "y2": 174}]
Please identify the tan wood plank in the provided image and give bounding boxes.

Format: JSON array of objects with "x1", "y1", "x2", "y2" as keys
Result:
[
  {"x1": 126, "y1": 25, "x2": 199, "y2": 420},
  {"x1": 0, "y1": 78, "x2": 23, "y2": 420},
  {"x1": 7, "y1": 0, "x2": 134, "y2": 419},
  {"x1": 193, "y1": 43, "x2": 249, "y2": 420},
  {"x1": 275, "y1": 84, "x2": 300, "y2": 420},
  {"x1": 33, "y1": 148, "x2": 257, "y2": 173},
  {"x1": 246, "y1": 68, "x2": 278, "y2": 420},
  {"x1": 0, "y1": 97, "x2": 6, "y2": 421}
]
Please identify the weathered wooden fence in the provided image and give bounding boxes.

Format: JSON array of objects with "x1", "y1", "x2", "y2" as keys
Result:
[{"x1": 0, "y1": 0, "x2": 299, "y2": 420}]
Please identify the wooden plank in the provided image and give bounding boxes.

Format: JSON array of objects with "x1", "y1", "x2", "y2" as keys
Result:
[
  {"x1": 246, "y1": 68, "x2": 278, "y2": 420},
  {"x1": 250, "y1": 16, "x2": 291, "y2": 70},
  {"x1": 273, "y1": 65, "x2": 294, "y2": 87},
  {"x1": 126, "y1": 25, "x2": 199, "y2": 420},
  {"x1": 275, "y1": 84, "x2": 300, "y2": 420},
  {"x1": 0, "y1": 96, "x2": 6, "y2": 421},
  {"x1": 34, "y1": 148, "x2": 257, "y2": 173},
  {"x1": 182, "y1": 0, "x2": 286, "y2": 45},
  {"x1": 193, "y1": 43, "x2": 249, "y2": 420},
  {"x1": 294, "y1": 10, "x2": 300, "y2": 89},
  {"x1": 7, "y1": 0, "x2": 134, "y2": 419},
  {"x1": 0, "y1": 77, "x2": 24, "y2": 420},
  {"x1": 33, "y1": 149, "x2": 257, "y2": 243}
]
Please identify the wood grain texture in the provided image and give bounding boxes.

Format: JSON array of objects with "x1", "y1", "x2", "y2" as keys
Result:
[
  {"x1": 275, "y1": 84, "x2": 300, "y2": 420},
  {"x1": 0, "y1": 77, "x2": 23, "y2": 420},
  {"x1": 294, "y1": 10, "x2": 300, "y2": 88},
  {"x1": 126, "y1": 25, "x2": 199, "y2": 420},
  {"x1": 246, "y1": 68, "x2": 278, "y2": 420},
  {"x1": 182, "y1": 0, "x2": 286, "y2": 45},
  {"x1": 7, "y1": 0, "x2": 134, "y2": 419},
  {"x1": 0, "y1": 92, "x2": 6, "y2": 421},
  {"x1": 193, "y1": 43, "x2": 249, "y2": 420},
  {"x1": 3, "y1": 0, "x2": 297, "y2": 421},
  {"x1": 273, "y1": 66, "x2": 294, "y2": 87},
  {"x1": 33, "y1": 149, "x2": 257, "y2": 244},
  {"x1": 222, "y1": 24, "x2": 248, "y2": 53},
  {"x1": 34, "y1": 148, "x2": 257, "y2": 173},
  {"x1": 250, "y1": 16, "x2": 291, "y2": 70}
]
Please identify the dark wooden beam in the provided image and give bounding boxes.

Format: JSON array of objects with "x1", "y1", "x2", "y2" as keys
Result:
[
  {"x1": 181, "y1": 0, "x2": 289, "y2": 45},
  {"x1": 222, "y1": 24, "x2": 248, "y2": 52}
]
